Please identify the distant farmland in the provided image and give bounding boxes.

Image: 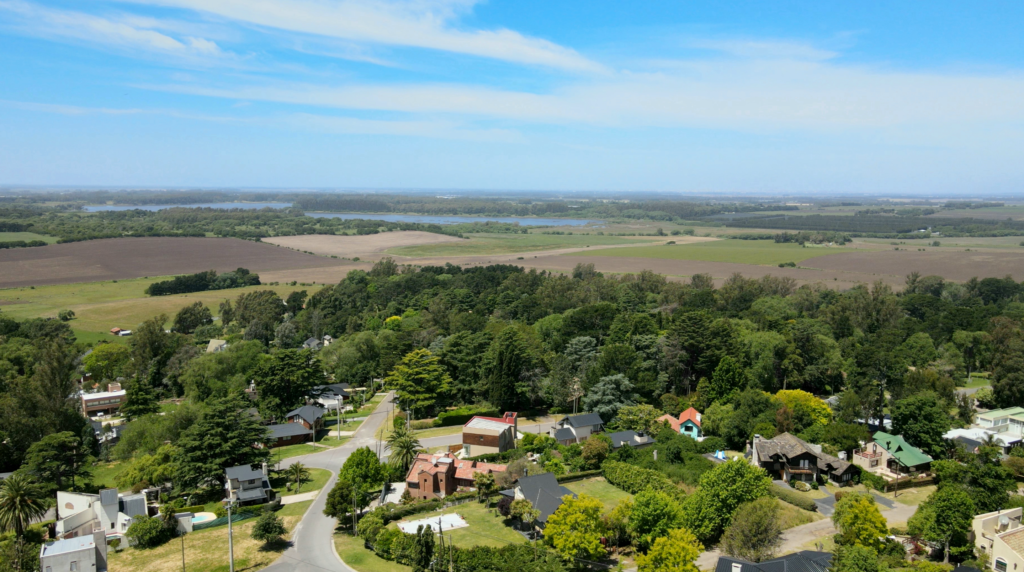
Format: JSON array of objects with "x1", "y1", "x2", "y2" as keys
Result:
[{"x1": 574, "y1": 239, "x2": 849, "y2": 266}]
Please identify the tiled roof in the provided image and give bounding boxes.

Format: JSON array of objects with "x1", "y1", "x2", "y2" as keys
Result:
[
  {"x1": 514, "y1": 472, "x2": 576, "y2": 523},
  {"x1": 605, "y1": 430, "x2": 654, "y2": 449},
  {"x1": 715, "y1": 551, "x2": 832, "y2": 572},
  {"x1": 755, "y1": 432, "x2": 853, "y2": 475},
  {"x1": 679, "y1": 407, "x2": 702, "y2": 428},
  {"x1": 267, "y1": 423, "x2": 314, "y2": 439},
  {"x1": 286, "y1": 405, "x2": 325, "y2": 425},
  {"x1": 561, "y1": 413, "x2": 603, "y2": 428},
  {"x1": 405, "y1": 452, "x2": 507, "y2": 483},
  {"x1": 552, "y1": 427, "x2": 575, "y2": 441},
  {"x1": 657, "y1": 414, "x2": 682, "y2": 432},
  {"x1": 1001, "y1": 527, "x2": 1024, "y2": 556},
  {"x1": 225, "y1": 465, "x2": 264, "y2": 481}
]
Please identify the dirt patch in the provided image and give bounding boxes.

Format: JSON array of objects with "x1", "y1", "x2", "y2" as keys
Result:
[
  {"x1": 264, "y1": 232, "x2": 464, "y2": 259},
  {"x1": 0, "y1": 237, "x2": 347, "y2": 288},
  {"x1": 803, "y1": 249, "x2": 1024, "y2": 281}
]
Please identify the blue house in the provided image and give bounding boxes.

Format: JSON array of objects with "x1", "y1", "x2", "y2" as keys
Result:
[{"x1": 658, "y1": 407, "x2": 703, "y2": 440}]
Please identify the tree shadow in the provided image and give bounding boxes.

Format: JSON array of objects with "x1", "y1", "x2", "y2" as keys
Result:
[{"x1": 257, "y1": 537, "x2": 293, "y2": 552}]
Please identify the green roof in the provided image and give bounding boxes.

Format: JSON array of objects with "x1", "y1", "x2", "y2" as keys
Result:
[
  {"x1": 872, "y1": 431, "x2": 933, "y2": 467},
  {"x1": 978, "y1": 407, "x2": 1024, "y2": 420}
]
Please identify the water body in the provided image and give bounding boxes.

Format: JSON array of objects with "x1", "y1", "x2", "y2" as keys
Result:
[
  {"x1": 82, "y1": 204, "x2": 601, "y2": 226},
  {"x1": 306, "y1": 212, "x2": 601, "y2": 226}
]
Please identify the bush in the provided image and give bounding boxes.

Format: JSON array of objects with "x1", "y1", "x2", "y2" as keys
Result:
[
  {"x1": 793, "y1": 481, "x2": 812, "y2": 492},
  {"x1": 251, "y1": 511, "x2": 286, "y2": 544},
  {"x1": 770, "y1": 484, "x2": 818, "y2": 512},
  {"x1": 555, "y1": 470, "x2": 603, "y2": 483},
  {"x1": 696, "y1": 436, "x2": 726, "y2": 454},
  {"x1": 433, "y1": 406, "x2": 499, "y2": 427},
  {"x1": 860, "y1": 471, "x2": 888, "y2": 492},
  {"x1": 603, "y1": 460, "x2": 681, "y2": 498},
  {"x1": 126, "y1": 515, "x2": 173, "y2": 549},
  {"x1": 410, "y1": 419, "x2": 434, "y2": 430}
]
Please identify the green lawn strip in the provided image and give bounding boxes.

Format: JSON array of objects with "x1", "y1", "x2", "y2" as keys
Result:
[
  {"x1": 0, "y1": 231, "x2": 59, "y2": 243},
  {"x1": 573, "y1": 239, "x2": 847, "y2": 266},
  {"x1": 387, "y1": 233, "x2": 658, "y2": 257},
  {"x1": 324, "y1": 417, "x2": 364, "y2": 432},
  {"x1": 92, "y1": 460, "x2": 130, "y2": 491},
  {"x1": 776, "y1": 498, "x2": 824, "y2": 529},
  {"x1": 392, "y1": 501, "x2": 526, "y2": 548},
  {"x1": 562, "y1": 477, "x2": 632, "y2": 513},
  {"x1": 354, "y1": 394, "x2": 387, "y2": 416},
  {"x1": 963, "y1": 373, "x2": 991, "y2": 389},
  {"x1": 271, "y1": 467, "x2": 332, "y2": 497},
  {"x1": 410, "y1": 425, "x2": 463, "y2": 439},
  {"x1": 270, "y1": 442, "x2": 322, "y2": 463},
  {"x1": 335, "y1": 532, "x2": 411, "y2": 572}
]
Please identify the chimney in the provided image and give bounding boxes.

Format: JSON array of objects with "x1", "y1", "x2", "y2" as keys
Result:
[
  {"x1": 262, "y1": 462, "x2": 268, "y2": 478},
  {"x1": 505, "y1": 412, "x2": 518, "y2": 436},
  {"x1": 108, "y1": 382, "x2": 122, "y2": 392},
  {"x1": 732, "y1": 563, "x2": 743, "y2": 572}
]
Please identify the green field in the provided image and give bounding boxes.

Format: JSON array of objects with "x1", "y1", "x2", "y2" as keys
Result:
[
  {"x1": 0, "y1": 277, "x2": 321, "y2": 346},
  {"x1": 0, "y1": 231, "x2": 59, "y2": 243},
  {"x1": 387, "y1": 232, "x2": 658, "y2": 257},
  {"x1": 563, "y1": 477, "x2": 631, "y2": 513},
  {"x1": 392, "y1": 500, "x2": 526, "y2": 548},
  {"x1": 574, "y1": 239, "x2": 848, "y2": 266},
  {"x1": 271, "y1": 467, "x2": 331, "y2": 497}
]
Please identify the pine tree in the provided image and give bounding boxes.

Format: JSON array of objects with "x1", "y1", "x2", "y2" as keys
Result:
[
  {"x1": 121, "y1": 377, "x2": 160, "y2": 421},
  {"x1": 484, "y1": 328, "x2": 532, "y2": 411},
  {"x1": 384, "y1": 349, "x2": 452, "y2": 417}
]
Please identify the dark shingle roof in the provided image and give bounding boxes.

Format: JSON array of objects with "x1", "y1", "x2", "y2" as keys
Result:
[
  {"x1": 236, "y1": 488, "x2": 268, "y2": 502},
  {"x1": 286, "y1": 405, "x2": 325, "y2": 426},
  {"x1": 514, "y1": 472, "x2": 576, "y2": 523},
  {"x1": 225, "y1": 465, "x2": 264, "y2": 481},
  {"x1": 606, "y1": 430, "x2": 654, "y2": 449},
  {"x1": 562, "y1": 413, "x2": 603, "y2": 429},
  {"x1": 716, "y1": 551, "x2": 832, "y2": 572},
  {"x1": 315, "y1": 383, "x2": 351, "y2": 398},
  {"x1": 755, "y1": 433, "x2": 853, "y2": 475},
  {"x1": 267, "y1": 423, "x2": 314, "y2": 440},
  {"x1": 552, "y1": 427, "x2": 575, "y2": 441}
]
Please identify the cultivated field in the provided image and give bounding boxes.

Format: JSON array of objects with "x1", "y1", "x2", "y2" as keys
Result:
[
  {"x1": 803, "y1": 248, "x2": 1024, "y2": 281},
  {"x1": 264, "y1": 231, "x2": 464, "y2": 259},
  {"x1": 387, "y1": 232, "x2": 660, "y2": 257},
  {"x1": 574, "y1": 239, "x2": 851, "y2": 266},
  {"x1": 0, "y1": 237, "x2": 346, "y2": 288}
]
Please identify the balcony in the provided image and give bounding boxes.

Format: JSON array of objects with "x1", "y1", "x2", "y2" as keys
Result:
[{"x1": 854, "y1": 449, "x2": 882, "y2": 460}]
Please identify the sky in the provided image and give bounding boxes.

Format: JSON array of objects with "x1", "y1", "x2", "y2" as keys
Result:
[{"x1": 1, "y1": 1, "x2": 1023, "y2": 194}]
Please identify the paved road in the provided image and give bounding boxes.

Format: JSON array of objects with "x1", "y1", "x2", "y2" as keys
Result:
[{"x1": 263, "y1": 392, "x2": 397, "y2": 572}]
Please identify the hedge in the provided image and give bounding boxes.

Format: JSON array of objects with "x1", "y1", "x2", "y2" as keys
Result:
[
  {"x1": 434, "y1": 406, "x2": 499, "y2": 428},
  {"x1": 859, "y1": 471, "x2": 888, "y2": 492},
  {"x1": 374, "y1": 491, "x2": 478, "y2": 524},
  {"x1": 603, "y1": 461, "x2": 679, "y2": 496},
  {"x1": 466, "y1": 449, "x2": 526, "y2": 463},
  {"x1": 770, "y1": 484, "x2": 818, "y2": 512},
  {"x1": 556, "y1": 470, "x2": 603, "y2": 484},
  {"x1": 177, "y1": 505, "x2": 207, "y2": 515}
]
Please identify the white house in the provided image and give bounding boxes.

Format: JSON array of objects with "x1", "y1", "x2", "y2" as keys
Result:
[
  {"x1": 55, "y1": 489, "x2": 147, "y2": 542},
  {"x1": 548, "y1": 413, "x2": 604, "y2": 445},
  {"x1": 40, "y1": 531, "x2": 108, "y2": 572}
]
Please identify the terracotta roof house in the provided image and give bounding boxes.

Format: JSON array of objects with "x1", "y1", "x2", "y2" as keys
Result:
[
  {"x1": 405, "y1": 452, "x2": 506, "y2": 500},
  {"x1": 751, "y1": 433, "x2": 858, "y2": 485},
  {"x1": 462, "y1": 412, "x2": 518, "y2": 457},
  {"x1": 658, "y1": 407, "x2": 703, "y2": 440}
]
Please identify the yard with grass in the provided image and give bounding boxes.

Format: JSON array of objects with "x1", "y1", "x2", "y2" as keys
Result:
[
  {"x1": 563, "y1": 477, "x2": 631, "y2": 513},
  {"x1": 92, "y1": 460, "x2": 130, "y2": 491},
  {"x1": 335, "y1": 532, "x2": 411, "y2": 572},
  {"x1": 387, "y1": 232, "x2": 657, "y2": 257},
  {"x1": 575, "y1": 239, "x2": 852, "y2": 266},
  {"x1": 963, "y1": 373, "x2": 991, "y2": 389},
  {"x1": 879, "y1": 484, "x2": 936, "y2": 507},
  {"x1": 107, "y1": 500, "x2": 311, "y2": 572},
  {"x1": 776, "y1": 498, "x2": 824, "y2": 529},
  {"x1": 391, "y1": 500, "x2": 527, "y2": 548},
  {"x1": 271, "y1": 467, "x2": 332, "y2": 497}
]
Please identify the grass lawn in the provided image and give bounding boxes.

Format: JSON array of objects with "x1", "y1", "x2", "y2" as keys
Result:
[
  {"x1": 394, "y1": 500, "x2": 526, "y2": 548},
  {"x1": 324, "y1": 417, "x2": 364, "y2": 432},
  {"x1": 410, "y1": 425, "x2": 463, "y2": 439},
  {"x1": 563, "y1": 477, "x2": 631, "y2": 513},
  {"x1": 335, "y1": 532, "x2": 411, "y2": 572},
  {"x1": 92, "y1": 460, "x2": 130, "y2": 491},
  {"x1": 880, "y1": 484, "x2": 936, "y2": 507},
  {"x1": 0, "y1": 277, "x2": 322, "y2": 346},
  {"x1": 963, "y1": 373, "x2": 991, "y2": 389},
  {"x1": 271, "y1": 467, "x2": 331, "y2": 497},
  {"x1": 270, "y1": 442, "x2": 323, "y2": 463},
  {"x1": 776, "y1": 498, "x2": 824, "y2": 529},
  {"x1": 0, "y1": 231, "x2": 59, "y2": 243},
  {"x1": 574, "y1": 239, "x2": 849, "y2": 266},
  {"x1": 107, "y1": 500, "x2": 312, "y2": 572},
  {"x1": 387, "y1": 233, "x2": 658, "y2": 257}
]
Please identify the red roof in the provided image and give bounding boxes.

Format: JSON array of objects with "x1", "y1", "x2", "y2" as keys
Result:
[
  {"x1": 465, "y1": 412, "x2": 518, "y2": 426},
  {"x1": 658, "y1": 407, "x2": 702, "y2": 432},
  {"x1": 406, "y1": 452, "x2": 507, "y2": 483}
]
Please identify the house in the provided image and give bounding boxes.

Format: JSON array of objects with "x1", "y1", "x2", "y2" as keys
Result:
[
  {"x1": 224, "y1": 464, "x2": 272, "y2": 505},
  {"x1": 40, "y1": 531, "x2": 108, "y2": 572},
  {"x1": 55, "y1": 488, "x2": 147, "y2": 540},
  {"x1": 605, "y1": 430, "x2": 654, "y2": 450},
  {"x1": 117, "y1": 330, "x2": 132, "y2": 337},
  {"x1": 265, "y1": 423, "x2": 314, "y2": 447},
  {"x1": 657, "y1": 407, "x2": 703, "y2": 440},
  {"x1": 302, "y1": 337, "x2": 322, "y2": 351},
  {"x1": 405, "y1": 452, "x2": 506, "y2": 500},
  {"x1": 499, "y1": 472, "x2": 576, "y2": 528},
  {"x1": 109, "y1": 328, "x2": 121, "y2": 336},
  {"x1": 976, "y1": 407, "x2": 1024, "y2": 439},
  {"x1": 751, "y1": 433, "x2": 858, "y2": 485},
  {"x1": 945, "y1": 428, "x2": 1020, "y2": 454},
  {"x1": 244, "y1": 381, "x2": 258, "y2": 401},
  {"x1": 853, "y1": 431, "x2": 932, "y2": 479},
  {"x1": 80, "y1": 383, "x2": 125, "y2": 417},
  {"x1": 314, "y1": 383, "x2": 351, "y2": 410},
  {"x1": 462, "y1": 412, "x2": 518, "y2": 457},
  {"x1": 206, "y1": 339, "x2": 228, "y2": 353},
  {"x1": 285, "y1": 405, "x2": 325, "y2": 431},
  {"x1": 973, "y1": 507, "x2": 1024, "y2": 572},
  {"x1": 548, "y1": 413, "x2": 604, "y2": 445},
  {"x1": 715, "y1": 550, "x2": 832, "y2": 572}
]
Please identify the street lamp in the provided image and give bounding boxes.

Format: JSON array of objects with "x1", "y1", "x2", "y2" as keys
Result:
[{"x1": 222, "y1": 497, "x2": 236, "y2": 572}]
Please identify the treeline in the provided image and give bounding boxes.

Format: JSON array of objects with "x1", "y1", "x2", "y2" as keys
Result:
[
  {"x1": 0, "y1": 240, "x2": 47, "y2": 249},
  {"x1": 724, "y1": 213, "x2": 1024, "y2": 237},
  {"x1": 145, "y1": 268, "x2": 261, "y2": 296}
]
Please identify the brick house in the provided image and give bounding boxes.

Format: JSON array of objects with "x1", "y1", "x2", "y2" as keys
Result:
[
  {"x1": 462, "y1": 412, "x2": 518, "y2": 457},
  {"x1": 405, "y1": 452, "x2": 506, "y2": 500}
]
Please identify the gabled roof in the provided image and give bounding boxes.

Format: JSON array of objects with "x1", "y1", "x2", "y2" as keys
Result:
[
  {"x1": 606, "y1": 430, "x2": 654, "y2": 449},
  {"x1": 552, "y1": 427, "x2": 575, "y2": 442},
  {"x1": 514, "y1": 472, "x2": 576, "y2": 523},
  {"x1": 267, "y1": 423, "x2": 314, "y2": 440},
  {"x1": 315, "y1": 383, "x2": 351, "y2": 398},
  {"x1": 561, "y1": 413, "x2": 603, "y2": 429},
  {"x1": 303, "y1": 337, "x2": 322, "y2": 349},
  {"x1": 679, "y1": 407, "x2": 702, "y2": 428},
  {"x1": 286, "y1": 405, "x2": 325, "y2": 426},
  {"x1": 465, "y1": 417, "x2": 516, "y2": 432},
  {"x1": 755, "y1": 433, "x2": 853, "y2": 475},
  {"x1": 873, "y1": 431, "x2": 933, "y2": 467},
  {"x1": 225, "y1": 465, "x2": 264, "y2": 481},
  {"x1": 715, "y1": 551, "x2": 832, "y2": 572}
]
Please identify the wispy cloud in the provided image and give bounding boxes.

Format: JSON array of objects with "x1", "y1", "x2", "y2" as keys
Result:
[
  {"x1": 120, "y1": 0, "x2": 603, "y2": 72},
  {"x1": 688, "y1": 38, "x2": 839, "y2": 61}
]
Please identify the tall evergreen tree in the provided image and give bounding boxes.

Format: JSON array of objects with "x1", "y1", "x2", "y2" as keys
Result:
[
  {"x1": 121, "y1": 377, "x2": 160, "y2": 421},
  {"x1": 24, "y1": 432, "x2": 93, "y2": 493},
  {"x1": 174, "y1": 395, "x2": 270, "y2": 490},
  {"x1": 384, "y1": 348, "x2": 451, "y2": 417},
  {"x1": 252, "y1": 349, "x2": 327, "y2": 422},
  {"x1": 484, "y1": 328, "x2": 532, "y2": 411}
]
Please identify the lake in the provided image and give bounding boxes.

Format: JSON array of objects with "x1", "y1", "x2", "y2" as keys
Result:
[{"x1": 83, "y1": 203, "x2": 292, "y2": 212}]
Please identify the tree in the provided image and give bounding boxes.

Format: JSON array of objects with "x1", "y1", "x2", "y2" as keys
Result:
[
  {"x1": 509, "y1": 499, "x2": 541, "y2": 531},
  {"x1": 484, "y1": 328, "x2": 534, "y2": 411},
  {"x1": 907, "y1": 486, "x2": 975, "y2": 563},
  {"x1": 386, "y1": 427, "x2": 423, "y2": 472},
  {"x1": 628, "y1": 488, "x2": 684, "y2": 552},
  {"x1": 24, "y1": 431, "x2": 92, "y2": 493},
  {"x1": 681, "y1": 459, "x2": 772, "y2": 543},
  {"x1": 545, "y1": 494, "x2": 607, "y2": 564},
  {"x1": 582, "y1": 374, "x2": 638, "y2": 422},
  {"x1": 288, "y1": 462, "x2": 310, "y2": 493},
  {"x1": 82, "y1": 343, "x2": 132, "y2": 382},
  {"x1": 580, "y1": 436, "x2": 610, "y2": 470},
  {"x1": 172, "y1": 301, "x2": 213, "y2": 334},
  {"x1": 721, "y1": 497, "x2": 782, "y2": 563},
  {"x1": 130, "y1": 314, "x2": 175, "y2": 380},
  {"x1": 952, "y1": 330, "x2": 991, "y2": 383},
  {"x1": 412, "y1": 524, "x2": 435, "y2": 572},
  {"x1": 235, "y1": 290, "x2": 285, "y2": 342},
  {"x1": 0, "y1": 474, "x2": 48, "y2": 572},
  {"x1": 890, "y1": 392, "x2": 951, "y2": 459},
  {"x1": 252, "y1": 349, "x2": 327, "y2": 422},
  {"x1": 173, "y1": 395, "x2": 271, "y2": 490},
  {"x1": 323, "y1": 478, "x2": 370, "y2": 526},
  {"x1": 121, "y1": 377, "x2": 160, "y2": 421},
  {"x1": 125, "y1": 515, "x2": 172, "y2": 548},
  {"x1": 339, "y1": 447, "x2": 385, "y2": 488},
  {"x1": 697, "y1": 356, "x2": 745, "y2": 409},
  {"x1": 991, "y1": 318, "x2": 1024, "y2": 408},
  {"x1": 831, "y1": 493, "x2": 887, "y2": 550},
  {"x1": 635, "y1": 528, "x2": 702, "y2": 572},
  {"x1": 775, "y1": 390, "x2": 832, "y2": 428},
  {"x1": 832, "y1": 545, "x2": 879, "y2": 572},
  {"x1": 251, "y1": 511, "x2": 287, "y2": 545},
  {"x1": 384, "y1": 349, "x2": 452, "y2": 417},
  {"x1": 616, "y1": 404, "x2": 664, "y2": 434},
  {"x1": 474, "y1": 471, "x2": 496, "y2": 504},
  {"x1": 57, "y1": 309, "x2": 75, "y2": 322}
]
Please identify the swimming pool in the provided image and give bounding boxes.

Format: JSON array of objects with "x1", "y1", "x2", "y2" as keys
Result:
[{"x1": 191, "y1": 513, "x2": 215, "y2": 523}]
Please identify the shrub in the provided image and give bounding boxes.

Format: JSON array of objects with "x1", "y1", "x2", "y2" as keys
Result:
[
  {"x1": 126, "y1": 515, "x2": 173, "y2": 549},
  {"x1": 793, "y1": 481, "x2": 812, "y2": 492},
  {"x1": 410, "y1": 419, "x2": 434, "y2": 431},
  {"x1": 251, "y1": 511, "x2": 286, "y2": 544},
  {"x1": 433, "y1": 406, "x2": 499, "y2": 427},
  {"x1": 860, "y1": 472, "x2": 888, "y2": 492},
  {"x1": 769, "y1": 484, "x2": 818, "y2": 512},
  {"x1": 696, "y1": 436, "x2": 727, "y2": 454},
  {"x1": 603, "y1": 461, "x2": 682, "y2": 498}
]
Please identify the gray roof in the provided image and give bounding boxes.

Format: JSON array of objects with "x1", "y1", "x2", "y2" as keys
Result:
[
  {"x1": 716, "y1": 551, "x2": 832, "y2": 572},
  {"x1": 267, "y1": 423, "x2": 314, "y2": 440},
  {"x1": 236, "y1": 488, "x2": 268, "y2": 502},
  {"x1": 514, "y1": 472, "x2": 576, "y2": 523},
  {"x1": 562, "y1": 413, "x2": 603, "y2": 429},
  {"x1": 552, "y1": 427, "x2": 575, "y2": 442},
  {"x1": 41, "y1": 537, "x2": 96, "y2": 557},
  {"x1": 119, "y1": 493, "x2": 147, "y2": 518},
  {"x1": 605, "y1": 430, "x2": 654, "y2": 449},
  {"x1": 225, "y1": 465, "x2": 264, "y2": 481},
  {"x1": 755, "y1": 433, "x2": 853, "y2": 475},
  {"x1": 99, "y1": 488, "x2": 118, "y2": 506},
  {"x1": 953, "y1": 436, "x2": 983, "y2": 451},
  {"x1": 316, "y1": 383, "x2": 351, "y2": 398},
  {"x1": 286, "y1": 405, "x2": 325, "y2": 426},
  {"x1": 303, "y1": 337, "x2": 322, "y2": 349}
]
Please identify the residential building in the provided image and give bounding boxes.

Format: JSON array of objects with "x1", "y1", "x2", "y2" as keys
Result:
[
  {"x1": 715, "y1": 550, "x2": 832, "y2": 572},
  {"x1": 499, "y1": 472, "x2": 576, "y2": 529},
  {"x1": 853, "y1": 431, "x2": 932, "y2": 479},
  {"x1": 973, "y1": 507, "x2": 1024, "y2": 572},
  {"x1": 285, "y1": 405, "x2": 325, "y2": 431},
  {"x1": 314, "y1": 383, "x2": 351, "y2": 411},
  {"x1": 81, "y1": 383, "x2": 125, "y2": 417},
  {"x1": 405, "y1": 452, "x2": 506, "y2": 500},
  {"x1": 976, "y1": 407, "x2": 1024, "y2": 439},
  {"x1": 751, "y1": 433, "x2": 858, "y2": 485},
  {"x1": 658, "y1": 407, "x2": 703, "y2": 440},
  {"x1": 265, "y1": 423, "x2": 314, "y2": 447},
  {"x1": 55, "y1": 489, "x2": 147, "y2": 540},
  {"x1": 462, "y1": 412, "x2": 518, "y2": 457},
  {"x1": 548, "y1": 413, "x2": 604, "y2": 445},
  {"x1": 946, "y1": 427, "x2": 1021, "y2": 451},
  {"x1": 206, "y1": 339, "x2": 227, "y2": 353},
  {"x1": 40, "y1": 531, "x2": 108, "y2": 572},
  {"x1": 605, "y1": 430, "x2": 654, "y2": 450},
  {"x1": 224, "y1": 464, "x2": 272, "y2": 505},
  {"x1": 302, "y1": 337, "x2": 323, "y2": 351}
]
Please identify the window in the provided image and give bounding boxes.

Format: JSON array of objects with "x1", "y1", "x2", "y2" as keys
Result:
[
  {"x1": 46, "y1": 567, "x2": 51, "y2": 572},
  {"x1": 996, "y1": 559, "x2": 1007, "y2": 572},
  {"x1": 800, "y1": 459, "x2": 810, "y2": 468},
  {"x1": 70, "y1": 562, "x2": 77, "y2": 572}
]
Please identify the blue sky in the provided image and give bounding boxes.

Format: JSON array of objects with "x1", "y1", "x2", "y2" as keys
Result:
[{"x1": 1, "y1": 1, "x2": 1023, "y2": 194}]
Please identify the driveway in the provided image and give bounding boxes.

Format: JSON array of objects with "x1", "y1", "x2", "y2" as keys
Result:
[{"x1": 262, "y1": 392, "x2": 397, "y2": 572}]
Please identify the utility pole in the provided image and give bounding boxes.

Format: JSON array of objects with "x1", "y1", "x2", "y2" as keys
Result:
[
  {"x1": 352, "y1": 489, "x2": 358, "y2": 534},
  {"x1": 181, "y1": 531, "x2": 186, "y2": 572},
  {"x1": 226, "y1": 500, "x2": 235, "y2": 572}
]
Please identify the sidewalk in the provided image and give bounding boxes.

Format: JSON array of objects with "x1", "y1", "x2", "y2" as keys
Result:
[{"x1": 280, "y1": 490, "x2": 321, "y2": 505}]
